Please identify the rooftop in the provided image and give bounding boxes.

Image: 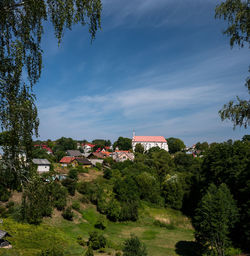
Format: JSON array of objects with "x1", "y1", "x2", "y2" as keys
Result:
[{"x1": 132, "y1": 136, "x2": 167, "y2": 143}]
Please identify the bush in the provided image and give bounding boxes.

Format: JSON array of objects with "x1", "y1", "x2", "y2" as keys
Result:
[
  {"x1": 87, "y1": 231, "x2": 106, "y2": 250},
  {"x1": 106, "y1": 199, "x2": 120, "y2": 222},
  {"x1": 103, "y1": 169, "x2": 112, "y2": 179},
  {"x1": 80, "y1": 195, "x2": 90, "y2": 204},
  {"x1": 96, "y1": 162, "x2": 102, "y2": 170},
  {"x1": 62, "y1": 207, "x2": 73, "y2": 221},
  {"x1": 38, "y1": 247, "x2": 64, "y2": 256},
  {"x1": 72, "y1": 201, "x2": 80, "y2": 211},
  {"x1": 6, "y1": 201, "x2": 15, "y2": 208},
  {"x1": 77, "y1": 236, "x2": 86, "y2": 246},
  {"x1": 94, "y1": 215, "x2": 107, "y2": 230},
  {"x1": 68, "y1": 169, "x2": 78, "y2": 180},
  {"x1": 123, "y1": 234, "x2": 147, "y2": 256},
  {"x1": 120, "y1": 201, "x2": 138, "y2": 221},
  {"x1": 50, "y1": 182, "x2": 67, "y2": 211},
  {"x1": 85, "y1": 247, "x2": 94, "y2": 256},
  {"x1": 0, "y1": 185, "x2": 11, "y2": 202},
  {"x1": 62, "y1": 178, "x2": 77, "y2": 196}
]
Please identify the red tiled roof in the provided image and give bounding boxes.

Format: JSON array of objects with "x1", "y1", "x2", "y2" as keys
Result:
[
  {"x1": 132, "y1": 136, "x2": 166, "y2": 143},
  {"x1": 85, "y1": 143, "x2": 95, "y2": 147},
  {"x1": 60, "y1": 156, "x2": 75, "y2": 164},
  {"x1": 115, "y1": 150, "x2": 129, "y2": 153}
]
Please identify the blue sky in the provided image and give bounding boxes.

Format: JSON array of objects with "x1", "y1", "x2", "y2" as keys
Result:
[{"x1": 34, "y1": 0, "x2": 250, "y2": 146}]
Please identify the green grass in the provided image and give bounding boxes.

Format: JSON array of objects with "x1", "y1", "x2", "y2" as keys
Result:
[{"x1": 0, "y1": 204, "x2": 194, "y2": 256}]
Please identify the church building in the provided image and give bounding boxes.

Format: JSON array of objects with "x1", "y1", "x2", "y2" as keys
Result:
[{"x1": 132, "y1": 135, "x2": 168, "y2": 152}]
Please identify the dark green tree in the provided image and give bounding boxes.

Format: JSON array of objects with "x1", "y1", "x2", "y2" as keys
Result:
[
  {"x1": 0, "y1": 1, "x2": 102, "y2": 186},
  {"x1": 167, "y1": 137, "x2": 185, "y2": 154},
  {"x1": 123, "y1": 235, "x2": 147, "y2": 256},
  {"x1": 193, "y1": 183, "x2": 238, "y2": 256},
  {"x1": 215, "y1": 0, "x2": 249, "y2": 128},
  {"x1": 134, "y1": 143, "x2": 144, "y2": 154},
  {"x1": 113, "y1": 137, "x2": 132, "y2": 150}
]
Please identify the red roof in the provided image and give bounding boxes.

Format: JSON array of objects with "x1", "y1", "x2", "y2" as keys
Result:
[
  {"x1": 85, "y1": 143, "x2": 95, "y2": 148},
  {"x1": 132, "y1": 136, "x2": 166, "y2": 143},
  {"x1": 115, "y1": 150, "x2": 129, "y2": 153},
  {"x1": 60, "y1": 156, "x2": 75, "y2": 164}
]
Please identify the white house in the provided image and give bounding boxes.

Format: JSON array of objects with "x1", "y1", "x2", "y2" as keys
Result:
[
  {"x1": 132, "y1": 136, "x2": 168, "y2": 152},
  {"x1": 113, "y1": 151, "x2": 135, "y2": 162},
  {"x1": 32, "y1": 159, "x2": 51, "y2": 173}
]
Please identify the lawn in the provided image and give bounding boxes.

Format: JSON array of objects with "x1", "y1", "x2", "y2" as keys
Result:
[{"x1": 0, "y1": 204, "x2": 194, "y2": 256}]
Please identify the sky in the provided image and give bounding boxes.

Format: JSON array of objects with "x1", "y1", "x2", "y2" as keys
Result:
[{"x1": 34, "y1": 0, "x2": 250, "y2": 146}]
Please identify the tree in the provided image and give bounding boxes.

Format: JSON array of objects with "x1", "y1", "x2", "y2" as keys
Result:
[
  {"x1": 0, "y1": 1, "x2": 102, "y2": 186},
  {"x1": 215, "y1": 0, "x2": 250, "y2": 128},
  {"x1": 134, "y1": 143, "x2": 144, "y2": 154},
  {"x1": 193, "y1": 183, "x2": 238, "y2": 256},
  {"x1": 113, "y1": 137, "x2": 132, "y2": 151},
  {"x1": 167, "y1": 137, "x2": 185, "y2": 154},
  {"x1": 123, "y1": 235, "x2": 147, "y2": 256}
]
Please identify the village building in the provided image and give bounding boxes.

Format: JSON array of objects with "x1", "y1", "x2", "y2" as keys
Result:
[
  {"x1": 132, "y1": 136, "x2": 168, "y2": 152},
  {"x1": 66, "y1": 150, "x2": 82, "y2": 157},
  {"x1": 82, "y1": 143, "x2": 95, "y2": 153},
  {"x1": 0, "y1": 230, "x2": 12, "y2": 249},
  {"x1": 113, "y1": 151, "x2": 134, "y2": 162},
  {"x1": 59, "y1": 156, "x2": 76, "y2": 167},
  {"x1": 32, "y1": 159, "x2": 51, "y2": 173},
  {"x1": 73, "y1": 157, "x2": 92, "y2": 168}
]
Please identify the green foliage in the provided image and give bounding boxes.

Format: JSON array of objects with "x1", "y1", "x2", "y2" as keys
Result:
[
  {"x1": 92, "y1": 139, "x2": 111, "y2": 146},
  {"x1": 62, "y1": 178, "x2": 77, "y2": 196},
  {"x1": 167, "y1": 137, "x2": 185, "y2": 154},
  {"x1": 135, "y1": 143, "x2": 144, "y2": 153},
  {"x1": 21, "y1": 177, "x2": 54, "y2": 224},
  {"x1": 195, "y1": 142, "x2": 209, "y2": 152},
  {"x1": 72, "y1": 201, "x2": 80, "y2": 211},
  {"x1": 123, "y1": 234, "x2": 147, "y2": 256},
  {"x1": 87, "y1": 231, "x2": 106, "y2": 250},
  {"x1": 62, "y1": 207, "x2": 74, "y2": 221},
  {"x1": 85, "y1": 247, "x2": 94, "y2": 256},
  {"x1": 215, "y1": 0, "x2": 249, "y2": 128},
  {"x1": 68, "y1": 168, "x2": 78, "y2": 180},
  {"x1": 103, "y1": 168, "x2": 112, "y2": 179},
  {"x1": 50, "y1": 182, "x2": 67, "y2": 211},
  {"x1": 0, "y1": 184, "x2": 11, "y2": 202},
  {"x1": 94, "y1": 215, "x2": 107, "y2": 230},
  {"x1": 219, "y1": 96, "x2": 250, "y2": 129},
  {"x1": 215, "y1": 0, "x2": 249, "y2": 48},
  {"x1": 113, "y1": 137, "x2": 132, "y2": 150},
  {"x1": 0, "y1": 1, "x2": 102, "y2": 188},
  {"x1": 135, "y1": 172, "x2": 161, "y2": 204},
  {"x1": 106, "y1": 199, "x2": 121, "y2": 222},
  {"x1": 53, "y1": 137, "x2": 77, "y2": 152},
  {"x1": 38, "y1": 247, "x2": 64, "y2": 256},
  {"x1": 162, "y1": 175, "x2": 184, "y2": 210},
  {"x1": 193, "y1": 183, "x2": 238, "y2": 256}
]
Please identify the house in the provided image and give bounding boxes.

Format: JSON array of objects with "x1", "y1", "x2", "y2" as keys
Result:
[
  {"x1": 34, "y1": 144, "x2": 53, "y2": 154},
  {"x1": 66, "y1": 150, "x2": 82, "y2": 157},
  {"x1": 0, "y1": 230, "x2": 12, "y2": 248},
  {"x1": 132, "y1": 136, "x2": 168, "y2": 152},
  {"x1": 113, "y1": 151, "x2": 134, "y2": 162},
  {"x1": 32, "y1": 159, "x2": 51, "y2": 173},
  {"x1": 73, "y1": 157, "x2": 92, "y2": 168},
  {"x1": 82, "y1": 143, "x2": 95, "y2": 153},
  {"x1": 59, "y1": 156, "x2": 75, "y2": 167},
  {"x1": 89, "y1": 159, "x2": 104, "y2": 166}
]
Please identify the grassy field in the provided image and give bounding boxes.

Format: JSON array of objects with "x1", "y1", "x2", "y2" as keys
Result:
[{"x1": 0, "y1": 203, "x2": 194, "y2": 256}]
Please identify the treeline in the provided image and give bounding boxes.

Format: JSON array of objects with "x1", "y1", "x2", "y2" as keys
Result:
[{"x1": 76, "y1": 137, "x2": 250, "y2": 254}]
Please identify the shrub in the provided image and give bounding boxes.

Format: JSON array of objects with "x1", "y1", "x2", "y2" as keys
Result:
[
  {"x1": 120, "y1": 201, "x2": 138, "y2": 221},
  {"x1": 50, "y1": 182, "x2": 67, "y2": 211},
  {"x1": 85, "y1": 247, "x2": 94, "y2": 256},
  {"x1": 94, "y1": 215, "x2": 107, "y2": 230},
  {"x1": 38, "y1": 247, "x2": 64, "y2": 256},
  {"x1": 80, "y1": 195, "x2": 89, "y2": 204},
  {"x1": 96, "y1": 162, "x2": 102, "y2": 170},
  {"x1": 62, "y1": 178, "x2": 77, "y2": 196},
  {"x1": 72, "y1": 201, "x2": 80, "y2": 211},
  {"x1": 103, "y1": 169, "x2": 112, "y2": 179},
  {"x1": 123, "y1": 234, "x2": 147, "y2": 256},
  {"x1": 0, "y1": 185, "x2": 11, "y2": 202},
  {"x1": 68, "y1": 169, "x2": 78, "y2": 180},
  {"x1": 77, "y1": 236, "x2": 86, "y2": 246},
  {"x1": 87, "y1": 231, "x2": 106, "y2": 250},
  {"x1": 62, "y1": 207, "x2": 73, "y2": 221},
  {"x1": 6, "y1": 201, "x2": 15, "y2": 208},
  {"x1": 106, "y1": 199, "x2": 120, "y2": 222}
]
